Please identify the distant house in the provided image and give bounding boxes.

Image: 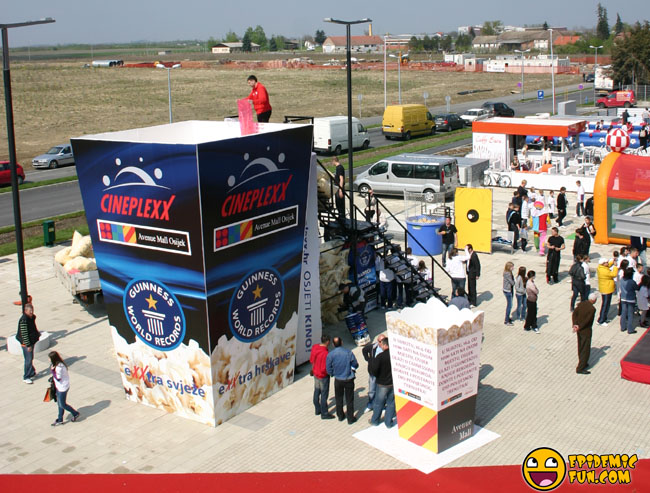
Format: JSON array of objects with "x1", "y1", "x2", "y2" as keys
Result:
[
  {"x1": 284, "y1": 40, "x2": 300, "y2": 50},
  {"x1": 472, "y1": 35, "x2": 499, "y2": 51},
  {"x1": 322, "y1": 35, "x2": 383, "y2": 53},
  {"x1": 211, "y1": 42, "x2": 260, "y2": 54}
]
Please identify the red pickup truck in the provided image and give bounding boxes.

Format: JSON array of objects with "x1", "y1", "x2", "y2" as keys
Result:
[{"x1": 596, "y1": 90, "x2": 636, "y2": 109}]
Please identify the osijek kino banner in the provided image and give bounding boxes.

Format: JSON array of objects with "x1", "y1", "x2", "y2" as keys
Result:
[{"x1": 72, "y1": 121, "x2": 313, "y2": 426}]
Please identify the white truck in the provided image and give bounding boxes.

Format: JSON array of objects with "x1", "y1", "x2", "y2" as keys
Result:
[
  {"x1": 313, "y1": 116, "x2": 370, "y2": 155},
  {"x1": 595, "y1": 66, "x2": 615, "y2": 96}
]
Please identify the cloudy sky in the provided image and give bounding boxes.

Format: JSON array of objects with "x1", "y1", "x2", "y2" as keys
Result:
[{"x1": 3, "y1": 0, "x2": 646, "y2": 46}]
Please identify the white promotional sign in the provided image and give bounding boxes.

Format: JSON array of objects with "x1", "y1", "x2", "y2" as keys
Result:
[{"x1": 472, "y1": 132, "x2": 508, "y2": 171}]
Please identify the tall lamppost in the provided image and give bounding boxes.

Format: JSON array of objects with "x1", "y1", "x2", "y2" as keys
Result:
[
  {"x1": 388, "y1": 53, "x2": 403, "y2": 104},
  {"x1": 383, "y1": 35, "x2": 387, "y2": 109},
  {"x1": 514, "y1": 48, "x2": 530, "y2": 101},
  {"x1": 324, "y1": 17, "x2": 371, "y2": 284},
  {"x1": 156, "y1": 63, "x2": 181, "y2": 123},
  {"x1": 589, "y1": 44, "x2": 603, "y2": 103},
  {"x1": 549, "y1": 28, "x2": 555, "y2": 115},
  {"x1": 1, "y1": 18, "x2": 55, "y2": 309}
]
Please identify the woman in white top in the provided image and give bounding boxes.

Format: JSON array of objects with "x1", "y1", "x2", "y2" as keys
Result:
[
  {"x1": 49, "y1": 351, "x2": 80, "y2": 426},
  {"x1": 447, "y1": 247, "x2": 470, "y2": 295}
]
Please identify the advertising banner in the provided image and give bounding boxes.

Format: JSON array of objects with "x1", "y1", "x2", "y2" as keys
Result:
[
  {"x1": 472, "y1": 132, "x2": 507, "y2": 171},
  {"x1": 455, "y1": 187, "x2": 493, "y2": 254},
  {"x1": 355, "y1": 243, "x2": 377, "y2": 312},
  {"x1": 386, "y1": 297, "x2": 483, "y2": 453},
  {"x1": 296, "y1": 154, "x2": 322, "y2": 365},
  {"x1": 72, "y1": 121, "x2": 313, "y2": 426}
]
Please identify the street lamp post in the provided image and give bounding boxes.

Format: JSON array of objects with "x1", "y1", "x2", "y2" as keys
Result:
[
  {"x1": 388, "y1": 53, "x2": 402, "y2": 104},
  {"x1": 549, "y1": 29, "x2": 555, "y2": 115},
  {"x1": 1, "y1": 18, "x2": 55, "y2": 309},
  {"x1": 589, "y1": 44, "x2": 603, "y2": 104},
  {"x1": 324, "y1": 17, "x2": 371, "y2": 284},
  {"x1": 514, "y1": 49, "x2": 530, "y2": 101},
  {"x1": 383, "y1": 35, "x2": 387, "y2": 109},
  {"x1": 156, "y1": 63, "x2": 181, "y2": 123}
]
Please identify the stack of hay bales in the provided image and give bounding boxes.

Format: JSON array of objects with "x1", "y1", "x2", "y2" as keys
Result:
[
  {"x1": 54, "y1": 231, "x2": 97, "y2": 273},
  {"x1": 319, "y1": 239, "x2": 350, "y2": 325}
]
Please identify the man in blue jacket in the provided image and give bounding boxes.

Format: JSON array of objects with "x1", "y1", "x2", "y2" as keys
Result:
[{"x1": 326, "y1": 336, "x2": 359, "y2": 424}]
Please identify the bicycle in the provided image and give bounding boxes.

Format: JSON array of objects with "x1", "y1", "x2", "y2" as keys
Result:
[{"x1": 483, "y1": 169, "x2": 512, "y2": 187}]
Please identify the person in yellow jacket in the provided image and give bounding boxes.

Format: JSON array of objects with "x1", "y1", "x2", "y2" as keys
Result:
[{"x1": 597, "y1": 257, "x2": 619, "y2": 326}]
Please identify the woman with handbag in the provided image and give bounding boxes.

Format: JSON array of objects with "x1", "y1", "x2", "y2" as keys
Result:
[{"x1": 49, "y1": 351, "x2": 80, "y2": 426}]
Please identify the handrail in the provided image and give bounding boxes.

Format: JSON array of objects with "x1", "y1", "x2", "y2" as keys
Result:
[{"x1": 315, "y1": 158, "x2": 449, "y2": 302}]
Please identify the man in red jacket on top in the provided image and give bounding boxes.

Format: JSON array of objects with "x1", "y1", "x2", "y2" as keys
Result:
[
  {"x1": 246, "y1": 75, "x2": 272, "y2": 122},
  {"x1": 310, "y1": 334, "x2": 334, "y2": 419}
]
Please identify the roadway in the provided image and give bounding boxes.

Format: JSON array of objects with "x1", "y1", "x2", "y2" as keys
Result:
[{"x1": 1, "y1": 83, "x2": 595, "y2": 228}]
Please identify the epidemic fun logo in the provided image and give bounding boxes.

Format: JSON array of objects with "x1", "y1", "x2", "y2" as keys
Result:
[
  {"x1": 229, "y1": 268, "x2": 284, "y2": 342},
  {"x1": 123, "y1": 279, "x2": 186, "y2": 351}
]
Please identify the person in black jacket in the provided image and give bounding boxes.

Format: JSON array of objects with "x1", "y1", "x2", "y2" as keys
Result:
[
  {"x1": 556, "y1": 187, "x2": 567, "y2": 227},
  {"x1": 362, "y1": 334, "x2": 385, "y2": 414},
  {"x1": 368, "y1": 338, "x2": 395, "y2": 428},
  {"x1": 16, "y1": 303, "x2": 40, "y2": 384},
  {"x1": 466, "y1": 244, "x2": 481, "y2": 306},
  {"x1": 573, "y1": 227, "x2": 590, "y2": 260},
  {"x1": 507, "y1": 205, "x2": 522, "y2": 250}
]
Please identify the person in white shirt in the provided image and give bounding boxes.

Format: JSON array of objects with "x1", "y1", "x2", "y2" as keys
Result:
[
  {"x1": 447, "y1": 247, "x2": 470, "y2": 295},
  {"x1": 546, "y1": 190, "x2": 556, "y2": 219},
  {"x1": 416, "y1": 260, "x2": 431, "y2": 282},
  {"x1": 376, "y1": 256, "x2": 395, "y2": 309},
  {"x1": 582, "y1": 256, "x2": 591, "y2": 300},
  {"x1": 528, "y1": 187, "x2": 538, "y2": 203},
  {"x1": 576, "y1": 180, "x2": 585, "y2": 217},
  {"x1": 520, "y1": 195, "x2": 530, "y2": 227},
  {"x1": 49, "y1": 351, "x2": 80, "y2": 426}
]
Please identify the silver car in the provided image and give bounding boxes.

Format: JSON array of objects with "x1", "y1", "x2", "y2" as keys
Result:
[{"x1": 32, "y1": 144, "x2": 74, "y2": 169}]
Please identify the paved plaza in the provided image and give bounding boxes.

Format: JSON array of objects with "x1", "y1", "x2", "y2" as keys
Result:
[{"x1": 1, "y1": 187, "x2": 649, "y2": 476}]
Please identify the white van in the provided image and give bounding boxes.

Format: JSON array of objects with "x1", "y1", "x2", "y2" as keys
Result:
[
  {"x1": 313, "y1": 116, "x2": 370, "y2": 154},
  {"x1": 353, "y1": 153, "x2": 460, "y2": 201}
]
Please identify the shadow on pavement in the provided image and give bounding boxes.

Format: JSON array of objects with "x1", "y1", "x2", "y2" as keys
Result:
[
  {"x1": 475, "y1": 382, "x2": 518, "y2": 428},
  {"x1": 589, "y1": 345, "x2": 611, "y2": 368},
  {"x1": 75, "y1": 399, "x2": 111, "y2": 421}
]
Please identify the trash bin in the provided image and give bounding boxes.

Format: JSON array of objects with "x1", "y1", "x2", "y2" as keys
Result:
[
  {"x1": 43, "y1": 220, "x2": 55, "y2": 247},
  {"x1": 406, "y1": 215, "x2": 444, "y2": 256}
]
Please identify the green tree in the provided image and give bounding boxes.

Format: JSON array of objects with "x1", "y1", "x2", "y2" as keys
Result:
[
  {"x1": 224, "y1": 30, "x2": 239, "y2": 42},
  {"x1": 409, "y1": 35, "x2": 422, "y2": 51},
  {"x1": 481, "y1": 20, "x2": 502, "y2": 36},
  {"x1": 269, "y1": 37, "x2": 278, "y2": 51},
  {"x1": 422, "y1": 35, "x2": 432, "y2": 51},
  {"x1": 611, "y1": 21, "x2": 650, "y2": 85},
  {"x1": 615, "y1": 14, "x2": 624, "y2": 34},
  {"x1": 456, "y1": 33, "x2": 472, "y2": 51},
  {"x1": 251, "y1": 25, "x2": 267, "y2": 49},
  {"x1": 315, "y1": 29, "x2": 326, "y2": 45},
  {"x1": 440, "y1": 35, "x2": 453, "y2": 52},
  {"x1": 242, "y1": 32, "x2": 252, "y2": 52},
  {"x1": 469, "y1": 27, "x2": 476, "y2": 39},
  {"x1": 543, "y1": 21, "x2": 549, "y2": 30},
  {"x1": 274, "y1": 35, "x2": 286, "y2": 50},
  {"x1": 597, "y1": 3, "x2": 610, "y2": 40}
]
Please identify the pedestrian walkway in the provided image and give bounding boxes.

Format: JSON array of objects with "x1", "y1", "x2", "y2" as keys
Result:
[{"x1": 1, "y1": 187, "x2": 649, "y2": 475}]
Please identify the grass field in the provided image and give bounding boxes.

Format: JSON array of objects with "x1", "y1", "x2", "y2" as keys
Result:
[{"x1": 0, "y1": 60, "x2": 581, "y2": 167}]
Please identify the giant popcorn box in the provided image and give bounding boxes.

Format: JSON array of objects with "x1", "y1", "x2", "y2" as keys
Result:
[
  {"x1": 387, "y1": 297, "x2": 483, "y2": 453},
  {"x1": 72, "y1": 121, "x2": 313, "y2": 426}
]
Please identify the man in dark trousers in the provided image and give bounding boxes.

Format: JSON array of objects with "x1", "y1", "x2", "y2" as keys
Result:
[
  {"x1": 556, "y1": 187, "x2": 567, "y2": 227},
  {"x1": 572, "y1": 293, "x2": 597, "y2": 374},
  {"x1": 369, "y1": 337, "x2": 396, "y2": 428},
  {"x1": 507, "y1": 204, "x2": 521, "y2": 250},
  {"x1": 17, "y1": 303, "x2": 40, "y2": 384},
  {"x1": 309, "y1": 335, "x2": 334, "y2": 419},
  {"x1": 545, "y1": 227, "x2": 565, "y2": 284},
  {"x1": 333, "y1": 156, "x2": 346, "y2": 223},
  {"x1": 326, "y1": 336, "x2": 359, "y2": 424},
  {"x1": 466, "y1": 244, "x2": 481, "y2": 306},
  {"x1": 362, "y1": 334, "x2": 385, "y2": 414},
  {"x1": 436, "y1": 216, "x2": 457, "y2": 268}
]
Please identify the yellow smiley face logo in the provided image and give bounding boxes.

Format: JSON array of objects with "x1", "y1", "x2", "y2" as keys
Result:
[{"x1": 522, "y1": 447, "x2": 566, "y2": 491}]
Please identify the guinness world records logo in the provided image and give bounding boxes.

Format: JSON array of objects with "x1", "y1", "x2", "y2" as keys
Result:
[{"x1": 229, "y1": 268, "x2": 284, "y2": 342}]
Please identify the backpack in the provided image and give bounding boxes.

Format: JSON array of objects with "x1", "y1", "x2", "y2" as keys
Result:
[{"x1": 569, "y1": 262, "x2": 586, "y2": 281}]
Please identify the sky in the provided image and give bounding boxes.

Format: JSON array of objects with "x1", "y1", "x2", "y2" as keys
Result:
[{"x1": 2, "y1": 0, "x2": 647, "y2": 47}]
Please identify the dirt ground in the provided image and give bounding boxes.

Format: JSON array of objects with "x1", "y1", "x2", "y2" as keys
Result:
[{"x1": 0, "y1": 60, "x2": 580, "y2": 167}]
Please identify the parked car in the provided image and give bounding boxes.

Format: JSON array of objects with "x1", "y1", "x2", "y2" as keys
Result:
[
  {"x1": 313, "y1": 116, "x2": 369, "y2": 154},
  {"x1": 353, "y1": 154, "x2": 460, "y2": 201},
  {"x1": 0, "y1": 161, "x2": 25, "y2": 186},
  {"x1": 585, "y1": 73, "x2": 595, "y2": 83},
  {"x1": 382, "y1": 104, "x2": 435, "y2": 140},
  {"x1": 460, "y1": 108, "x2": 490, "y2": 126},
  {"x1": 434, "y1": 113, "x2": 465, "y2": 132},
  {"x1": 481, "y1": 101, "x2": 515, "y2": 117},
  {"x1": 32, "y1": 144, "x2": 75, "y2": 169}
]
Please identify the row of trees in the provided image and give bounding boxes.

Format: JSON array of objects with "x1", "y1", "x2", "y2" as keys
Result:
[{"x1": 207, "y1": 27, "x2": 327, "y2": 52}]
